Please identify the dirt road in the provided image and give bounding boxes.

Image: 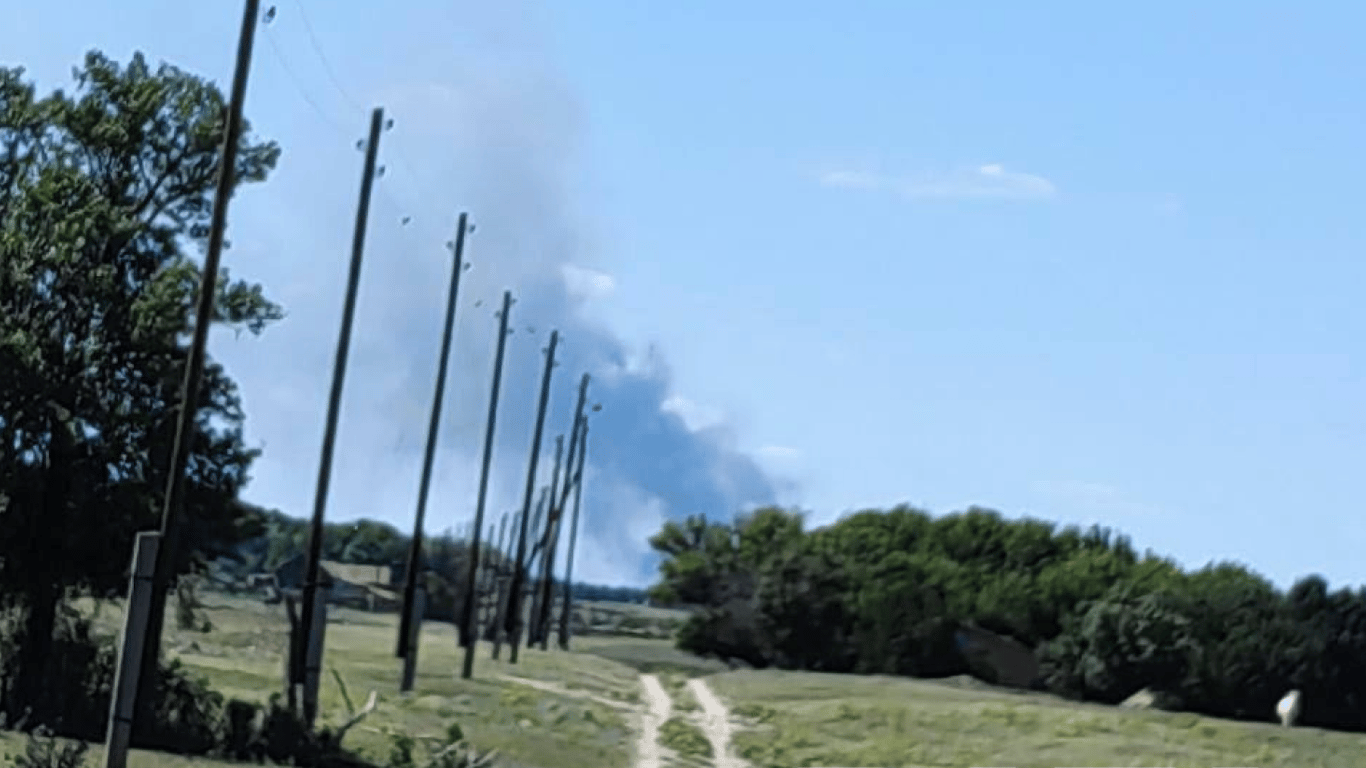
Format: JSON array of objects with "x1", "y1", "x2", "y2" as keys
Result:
[
  {"x1": 687, "y1": 677, "x2": 742, "y2": 768},
  {"x1": 636, "y1": 673, "x2": 673, "y2": 768}
]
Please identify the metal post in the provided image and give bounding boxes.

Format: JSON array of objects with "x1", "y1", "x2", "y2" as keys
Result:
[{"x1": 459, "y1": 290, "x2": 513, "y2": 679}]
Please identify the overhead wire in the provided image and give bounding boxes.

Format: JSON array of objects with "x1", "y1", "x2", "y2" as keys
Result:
[
  {"x1": 282, "y1": 0, "x2": 458, "y2": 233},
  {"x1": 258, "y1": 4, "x2": 508, "y2": 319}
]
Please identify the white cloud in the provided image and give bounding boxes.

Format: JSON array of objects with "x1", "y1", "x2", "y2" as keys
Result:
[
  {"x1": 818, "y1": 163, "x2": 1057, "y2": 201},
  {"x1": 660, "y1": 394, "x2": 726, "y2": 432},
  {"x1": 560, "y1": 263, "x2": 616, "y2": 301}
]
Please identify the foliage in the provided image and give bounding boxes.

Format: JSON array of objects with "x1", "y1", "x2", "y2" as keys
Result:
[
  {"x1": 1040, "y1": 581, "x2": 1194, "y2": 703},
  {"x1": 0, "y1": 606, "x2": 226, "y2": 753},
  {"x1": 11, "y1": 726, "x2": 89, "y2": 768},
  {"x1": 650, "y1": 503, "x2": 1366, "y2": 732},
  {"x1": 0, "y1": 49, "x2": 280, "y2": 727}
]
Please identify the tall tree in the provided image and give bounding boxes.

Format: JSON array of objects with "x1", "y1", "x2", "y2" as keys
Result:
[{"x1": 0, "y1": 52, "x2": 280, "y2": 724}]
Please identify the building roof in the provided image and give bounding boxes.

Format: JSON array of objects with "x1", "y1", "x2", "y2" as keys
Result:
[{"x1": 320, "y1": 560, "x2": 392, "y2": 587}]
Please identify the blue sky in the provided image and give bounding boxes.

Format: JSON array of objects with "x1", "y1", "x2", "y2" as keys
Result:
[{"x1": 9, "y1": 1, "x2": 1366, "y2": 588}]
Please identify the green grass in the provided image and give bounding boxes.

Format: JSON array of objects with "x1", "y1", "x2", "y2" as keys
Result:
[
  {"x1": 11, "y1": 593, "x2": 646, "y2": 768},
  {"x1": 709, "y1": 669, "x2": 1366, "y2": 768},
  {"x1": 574, "y1": 635, "x2": 729, "y2": 678},
  {"x1": 657, "y1": 717, "x2": 711, "y2": 760},
  {"x1": 23, "y1": 593, "x2": 1366, "y2": 767},
  {"x1": 659, "y1": 671, "x2": 700, "y2": 712}
]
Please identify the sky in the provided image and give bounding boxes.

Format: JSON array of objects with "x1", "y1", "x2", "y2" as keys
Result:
[{"x1": 7, "y1": 1, "x2": 1366, "y2": 589}]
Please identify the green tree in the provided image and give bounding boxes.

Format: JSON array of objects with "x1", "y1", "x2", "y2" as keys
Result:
[
  {"x1": 1040, "y1": 581, "x2": 1194, "y2": 703},
  {"x1": 0, "y1": 52, "x2": 280, "y2": 726}
]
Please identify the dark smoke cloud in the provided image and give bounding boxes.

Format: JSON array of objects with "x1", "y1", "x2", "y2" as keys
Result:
[{"x1": 215, "y1": 1, "x2": 781, "y2": 585}]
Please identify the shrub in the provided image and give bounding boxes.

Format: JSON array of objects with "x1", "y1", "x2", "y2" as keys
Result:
[
  {"x1": 0, "y1": 601, "x2": 225, "y2": 754},
  {"x1": 11, "y1": 726, "x2": 89, "y2": 768}
]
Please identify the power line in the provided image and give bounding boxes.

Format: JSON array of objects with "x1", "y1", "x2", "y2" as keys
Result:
[
  {"x1": 261, "y1": 4, "x2": 458, "y2": 235},
  {"x1": 261, "y1": 23, "x2": 356, "y2": 140},
  {"x1": 292, "y1": 0, "x2": 367, "y2": 115},
  {"x1": 282, "y1": 1, "x2": 449, "y2": 213}
]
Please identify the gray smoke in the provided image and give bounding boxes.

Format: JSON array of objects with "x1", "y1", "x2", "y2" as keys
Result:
[{"x1": 213, "y1": 1, "x2": 781, "y2": 585}]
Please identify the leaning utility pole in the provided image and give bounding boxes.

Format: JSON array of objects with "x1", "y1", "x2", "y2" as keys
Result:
[
  {"x1": 554, "y1": 374, "x2": 592, "y2": 647},
  {"x1": 296, "y1": 107, "x2": 385, "y2": 724},
  {"x1": 527, "y1": 431, "x2": 560, "y2": 645},
  {"x1": 396, "y1": 212, "x2": 472, "y2": 685},
  {"x1": 491, "y1": 505, "x2": 523, "y2": 659},
  {"x1": 504, "y1": 330, "x2": 559, "y2": 663},
  {"x1": 559, "y1": 378, "x2": 593, "y2": 650},
  {"x1": 460, "y1": 290, "x2": 513, "y2": 679},
  {"x1": 129, "y1": 0, "x2": 260, "y2": 751},
  {"x1": 529, "y1": 435, "x2": 565, "y2": 647},
  {"x1": 478, "y1": 513, "x2": 508, "y2": 642}
]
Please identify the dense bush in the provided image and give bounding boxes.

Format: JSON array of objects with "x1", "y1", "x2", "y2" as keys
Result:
[
  {"x1": 0, "y1": 604, "x2": 228, "y2": 754},
  {"x1": 650, "y1": 504, "x2": 1366, "y2": 732}
]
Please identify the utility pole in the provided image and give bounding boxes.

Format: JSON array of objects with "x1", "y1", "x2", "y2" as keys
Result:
[
  {"x1": 397, "y1": 212, "x2": 472, "y2": 677},
  {"x1": 490, "y1": 509, "x2": 517, "y2": 656},
  {"x1": 527, "y1": 437, "x2": 560, "y2": 645},
  {"x1": 296, "y1": 107, "x2": 385, "y2": 724},
  {"x1": 527, "y1": 434, "x2": 560, "y2": 642},
  {"x1": 559, "y1": 377, "x2": 594, "y2": 650},
  {"x1": 554, "y1": 374, "x2": 592, "y2": 647},
  {"x1": 460, "y1": 290, "x2": 513, "y2": 679},
  {"x1": 490, "y1": 504, "x2": 518, "y2": 659},
  {"x1": 131, "y1": 0, "x2": 260, "y2": 746},
  {"x1": 504, "y1": 330, "x2": 558, "y2": 663},
  {"x1": 478, "y1": 513, "x2": 508, "y2": 642}
]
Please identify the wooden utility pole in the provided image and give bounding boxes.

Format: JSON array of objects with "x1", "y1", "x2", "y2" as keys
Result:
[
  {"x1": 296, "y1": 107, "x2": 385, "y2": 724},
  {"x1": 490, "y1": 509, "x2": 516, "y2": 656},
  {"x1": 504, "y1": 330, "x2": 558, "y2": 664},
  {"x1": 478, "y1": 514, "x2": 507, "y2": 642},
  {"x1": 460, "y1": 290, "x2": 513, "y2": 679},
  {"x1": 559, "y1": 377, "x2": 594, "y2": 650},
  {"x1": 530, "y1": 435, "x2": 565, "y2": 648},
  {"x1": 131, "y1": 0, "x2": 260, "y2": 746},
  {"x1": 397, "y1": 212, "x2": 472, "y2": 682}
]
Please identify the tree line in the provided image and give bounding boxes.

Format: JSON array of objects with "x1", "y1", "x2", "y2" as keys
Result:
[
  {"x1": 216, "y1": 506, "x2": 650, "y2": 609},
  {"x1": 648, "y1": 505, "x2": 1366, "y2": 732}
]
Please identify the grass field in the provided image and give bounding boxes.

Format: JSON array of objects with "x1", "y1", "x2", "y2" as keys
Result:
[
  {"x1": 3, "y1": 593, "x2": 657, "y2": 768},
  {"x1": 7, "y1": 594, "x2": 1366, "y2": 767},
  {"x1": 708, "y1": 669, "x2": 1366, "y2": 768}
]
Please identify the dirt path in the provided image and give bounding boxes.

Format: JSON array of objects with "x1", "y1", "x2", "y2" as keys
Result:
[
  {"x1": 636, "y1": 674, "x2": 673, "y2": 768},
  {"x1": 497, "y1": 673, "x2": 637, "y2": 712},
  {"x1": 687, "y1": 677, "x2": 743, "y2": 768}
]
